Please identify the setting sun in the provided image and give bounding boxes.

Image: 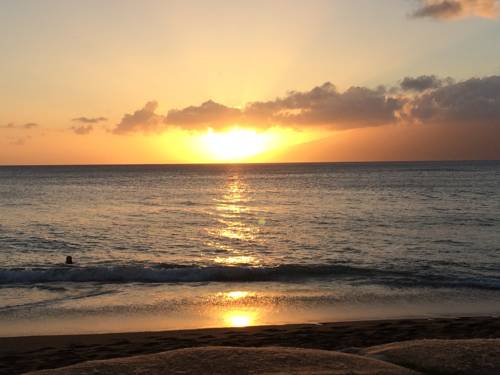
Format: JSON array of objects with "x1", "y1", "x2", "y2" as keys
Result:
[
  {"x1": 2, "y1": 1, "x2": 500, "y2": 373},
  {"x1": 199, "y1": 128, "x2": 274, "y2": 161}
]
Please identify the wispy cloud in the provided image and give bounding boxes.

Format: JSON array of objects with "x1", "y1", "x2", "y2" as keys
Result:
[
  {"x1": 1, "y1": 122, "x2": 40, "y2": 130},
  {"x1": 411, "y1": 0, "x2": 499, "y2": 20},
  {"x1": 71, "y1": 125, "x2": 94, "y2": 135},
  {"x1": 23, "y1": 122, "x2": 39, "y2": 129},
  {"x1": 72, "y1": 116, "x2": 107, "y2": 124},
  {"x1": 9, "y1": 136, "x2": 31, "y2": 146}
]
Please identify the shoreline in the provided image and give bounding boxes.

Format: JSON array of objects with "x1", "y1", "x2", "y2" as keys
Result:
[{"x1": 2, "y1": 315, "x2": 500, "y2": 374}]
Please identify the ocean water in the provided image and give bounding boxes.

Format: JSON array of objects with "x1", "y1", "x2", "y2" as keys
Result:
[{"x1": 1, "y1": 162, "x2": 500, "y2": 336}]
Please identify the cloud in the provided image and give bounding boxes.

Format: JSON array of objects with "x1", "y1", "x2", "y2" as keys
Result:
[
  {"x1": 243, "y1": 83, "x2": 404, "y2": 129},
  {"x1": 163, "y1": 83, "x2": 404, "y2": 131},
  {"x1": 411, "y1": 0, "x2": 499, "y2": 20},
  {"x1": 71, "y1": 125, "x2": 93, "y2": 135},
  {"x1": 400, "y1": 75, "x2": 446, "y2": 91},
  {"x1": 1, "y1": 122, "x2": 39, "y2": 130},
  {"x1": 412, "y1": 0, "x2": 463, "y2": 18},
  {"x1": 112, "y1": 101, "x2": 165, "y2": 134},
  {"x1": 23, "y1": 122, "x2": 39, "y2": 129},
  {"x1": 405, "y1": 76, "x2": 500, "y2": 126},
  {"x1": 165, "y1": 100, "x2": 241, "y2": 130},
  {"x1": 249, "y1": 77, "x2": 500, "y2": 129},
  {"x1": 72, "y1": 116, "x2": 107, "y2": 124},
  {"x1": 113, "y1": 75, "x2": 500, "y2": 135}
]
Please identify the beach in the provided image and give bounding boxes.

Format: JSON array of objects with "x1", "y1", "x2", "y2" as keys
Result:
[
  {"x1": 3, "y1": 0, "x2": 500, "y2": 372},
  {"x1": 2, "y1": 163, "x2": 500, "y2": 338},
  {"x1": 2, "y1": 315, "x2": 500, "y2": 374},
  {"x1": 1, "y1": 164, "x2": 499, "y2": 372}
]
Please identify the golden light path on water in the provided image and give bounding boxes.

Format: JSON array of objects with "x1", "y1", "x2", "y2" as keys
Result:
[
  {"x1": 205, "y1": 176, "x2": 266, "y2": 327},
  {"x1": 206, "y1": 173, "x2": 263, "y2": 267}
]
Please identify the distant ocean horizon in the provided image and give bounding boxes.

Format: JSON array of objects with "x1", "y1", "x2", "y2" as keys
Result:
[
  {"x1": 1, "y1": 161, "x2": 499, "y2": 336},
  {"x1": 1, "y1": 159, "x2": 500, "y2": 167}
]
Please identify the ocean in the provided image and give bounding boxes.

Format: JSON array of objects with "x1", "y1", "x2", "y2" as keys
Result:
[{"x1": 1, "y1": 161, "x2": 499, "y2": 336}]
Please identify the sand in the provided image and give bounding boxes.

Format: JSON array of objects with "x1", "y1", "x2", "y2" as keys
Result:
[{"x1": 1, "y1": 316, "x2": 499, "y2": 374}]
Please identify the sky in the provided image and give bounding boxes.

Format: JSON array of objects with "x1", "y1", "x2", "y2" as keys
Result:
[{"x1": 1, "y1": 0, "x2": 499, "y2": 164}]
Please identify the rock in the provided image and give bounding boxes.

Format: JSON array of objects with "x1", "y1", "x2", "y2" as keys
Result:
[
  {"x1": 26, "y1": 346, "x2": 419, "y2": 375},
  {"x1": 361, "y1": 339, "x2": 500, "y2": 375}
]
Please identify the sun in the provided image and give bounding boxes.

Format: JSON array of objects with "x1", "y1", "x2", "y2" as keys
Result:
[{"x1": 200, "y1": 127, "x2": 275, "y2": 161}]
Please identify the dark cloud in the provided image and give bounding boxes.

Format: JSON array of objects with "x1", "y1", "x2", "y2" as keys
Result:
[
  {"x1": 411, "y1": 0, "x2": 499, "y2": 20},
  {"x1": 412, "y1": 0, "x2": 463, "y2": 19},
  {"x1": 113, "y1": 75, "x2": 500, "y2": 134},
  {"x1": 244, "y1": 83, "x2": 404, "y2": 129},
  {"x1": 405, "y1": 76, "x2": 500, "y2": 126},
  {"x1": 71, "y1": 125, "x2": 93, "y2": 135},
  {"x1": 113, "y1": 101, "x2": 165, "y2": 134},
  {"x1": 162, "y1": 83, "x2": 404, "y2": 131},
  {"x1": 72, "y1": 116, "x2": 107, "y2": 124},
  {"x1": 400, "y1": 75, "x2": 445, "y2": 91},
  {"x1": 165, "y1": 100, "x2": 241, "y2": 129},
  {"x1": 245, "y1": 77, "x2": 500, "y2": 129}
]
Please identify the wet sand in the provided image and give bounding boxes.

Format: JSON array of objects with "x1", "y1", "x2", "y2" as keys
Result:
[{"x1": 1, "y1": 316, "x2": 500, "y2": 374}]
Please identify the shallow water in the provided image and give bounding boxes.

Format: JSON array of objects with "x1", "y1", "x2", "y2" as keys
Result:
[{"x1": 1, "y1": 162, "x2": 499, "y2": 336}]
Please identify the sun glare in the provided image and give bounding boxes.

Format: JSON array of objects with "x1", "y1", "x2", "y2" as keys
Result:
[
  {"x1": 200, "y1": 128, "x2": 274, "y2": 161},
  {"x1": 223, "y1": 309, "x2": 257, "y2": 327},
  {"x1": 224, "y1": 291, "x2": 253, "y2": 299}
]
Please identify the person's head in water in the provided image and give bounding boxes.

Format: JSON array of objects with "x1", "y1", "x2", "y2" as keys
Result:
[{"x1": 65, "y1": 256, "x2": 73, "y2": 264}]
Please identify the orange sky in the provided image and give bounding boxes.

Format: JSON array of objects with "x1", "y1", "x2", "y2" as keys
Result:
[{"x1": 1, "y1": 1, "x2": 499, "y2": 165}]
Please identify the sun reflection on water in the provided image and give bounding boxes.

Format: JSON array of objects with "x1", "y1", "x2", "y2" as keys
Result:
[
  {"x1": 217, "y1": 290, "x2": 256, "y2": 300},
  {"x1": 224, "y1": 291, "x2": 251, "y2": 299},
  {"x1": 214, "y1": 255, "x2": 258, "y2": 265},
  {"x1": 206, "y1": 174, "x2": 263, "y2": 266}
]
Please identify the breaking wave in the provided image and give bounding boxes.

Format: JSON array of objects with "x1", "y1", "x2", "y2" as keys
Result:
[{"x1": 1, "y1": 263, "x2": 499, "y2": 290}]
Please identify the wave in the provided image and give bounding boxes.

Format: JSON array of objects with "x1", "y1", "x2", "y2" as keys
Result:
[
  {"x1": 0, "y1": 264, "x2": 499, "y2": 290},
  {"x1": 0, "y1": 264, "x2": 381, "y2": 284}
]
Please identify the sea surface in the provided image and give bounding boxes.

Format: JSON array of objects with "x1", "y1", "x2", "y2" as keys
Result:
[{"x1": 1, "y1": 162, "x2": 500, "y2": 336}]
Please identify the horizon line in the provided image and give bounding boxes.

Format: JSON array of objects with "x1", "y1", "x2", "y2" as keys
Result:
[{"x1": 1, "y1": 159, "x2": 499, "y2": 168}]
